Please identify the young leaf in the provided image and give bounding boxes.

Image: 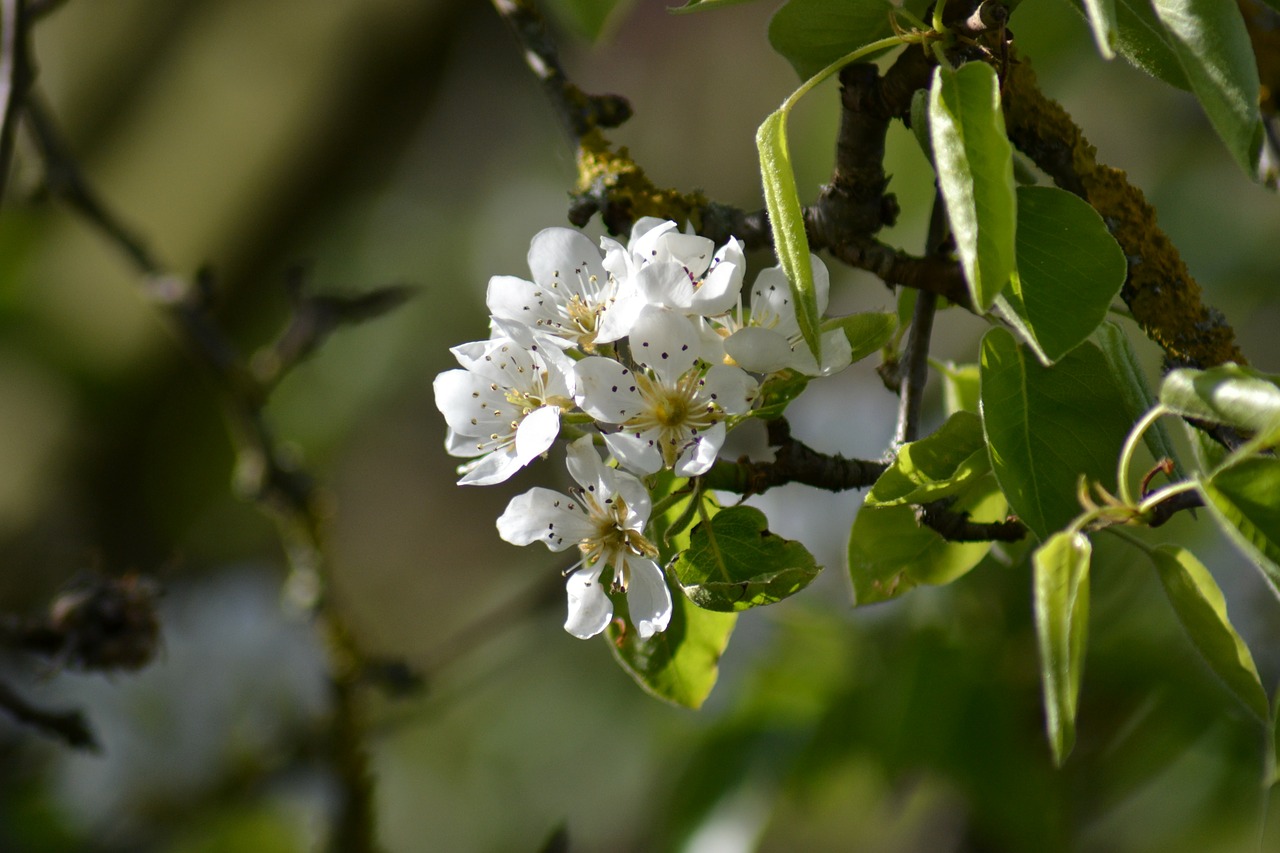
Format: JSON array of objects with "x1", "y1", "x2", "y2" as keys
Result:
[
  {"x1": 822, "y1": 311, "x2": 897, "y2": 366},
  {"x1": 929, "y1": 63, "x2": 1017, "y2": 312},
  {"x1": 758, "y1": 109, "x2": 822, "y2": 364},
  {"x1": 768, "y1": 0, "x2": 896, "y2": 81},
  {"x1": 754, "y1": 370, "x2": 810, "y2": 420},
  {"x1": 671, "y1": 505, "x2": 821, "y2": 612},
  {"x1": 1094, "y1": 321, "x2": 1185, "y2": 480},
  {"x1": 1149, "y1": 545, "x2": 1269, "y2": 722},
  {"x1": 1150, "y1": 0, "x2": 1265, "y2": 181},
  {"x1": 1159, "y1": 363, "x2": 1280, "y2": 444},
  {"x1": 980, "y1": 328, "x2": 1133, "y2": 539},
  {"x1": 1198, "y1": 457, "x2": 1280, "y2": 596},
  {"x1": 936, "y1": 360, "x2": 981, "y2": 415},
  {"x1": 1082, "y1": 0, "x2": 1118, "y2": 58},
  {"x1": 849, "y1": 472, "x2": 1007, "y2": 606},
  {"x1": 607, "y1": 591, "x2": 737, "y2": 709},
  {"x1": 1000, "y1": 186, "x2": 1126, "y2": 363},
  {"x1": 1033, "y1": 531, "x2": 1091, "y2": 766},
  {"x1": 866, "y1": 411, "x2": 989, "y2": 507}
]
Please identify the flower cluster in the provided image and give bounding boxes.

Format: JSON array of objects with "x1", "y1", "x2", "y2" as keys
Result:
[{"x1": 433, "y1": 220, "x2": 847, "y2": 639}]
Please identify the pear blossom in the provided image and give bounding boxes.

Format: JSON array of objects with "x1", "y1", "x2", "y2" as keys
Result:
[
  {"x1": 485, "y1": 226, "x2": 642, "y2": 351},
  {"x1": 722, "y1": 255, "x2": 852, "y2": 376},
  {"x1": 433, "y1": 330, "x2": 576, "y2": 485},
  {"x1": 496, "y1": 436, "x2": 671, "y2": 639},
  {"x1": 610, "y1": 217, "x2": 746, "y2": 320},
  {"x1": 575, "y1": 305, "x2": 757, "y2": 477}
]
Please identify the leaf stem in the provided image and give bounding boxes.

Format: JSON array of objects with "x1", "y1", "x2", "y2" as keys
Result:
[{"x1": 1117, "y1": 405, "x2": 1169, "y2": 507}]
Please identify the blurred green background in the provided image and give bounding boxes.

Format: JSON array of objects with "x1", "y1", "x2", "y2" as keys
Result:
[{"x1": 1, "y1": 0, "x2": 1280, "y2": 851}]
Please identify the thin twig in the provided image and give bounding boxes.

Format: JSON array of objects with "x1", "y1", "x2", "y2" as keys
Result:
[
  {"x1": 0, "y1": 679, "x2": 97, "y2": 750},
  {"x1": 0, "y1": 0, "x2": 28, "y2": 205}
]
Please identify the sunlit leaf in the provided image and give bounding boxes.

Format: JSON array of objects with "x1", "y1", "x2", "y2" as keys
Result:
[
  {"x1": 866, "y1": 411, "x2": 988, "y2": 507},
  {"x1": 822, "y1": 311, "x2": 897, "y2": 365},
  {"x1": 1082, "y1": 0, "x2": 1118, "y2": 58},
  {"x1": 929, "y1": 63, "x2": 1017, "y2": 312},
  {"x1": 849, "y1": 472, "x2": 1007, "y2": 606},
  {"x1": 1033, "y1": 531, "x2": 1091, "y2": 766},
  {"x1": 1150, "y1": 544, "x2": 1268, "y2": 722},
  {"x1": 672, "y1": 505, "x2": 821, "y2": 611},
  {"x1": 754, "y1": 370, "x2": 809, "y2": 420},
  {"x1": 608, "y1": 591, "x2": 737, "y2": 708},
  {"x1": 1095, "y1": 321, "x2": 1185, "y2": 480},
  {"x1": 1150, "y1": 0, "x2": 1265, "y2": 181},
  {"x1": 1160, "y1": 363, "x2": 1280, "y2": 445},
  {"x1": 980, "y1": 328, "x2": 1132, "y2": 539},
  {"x1": 757, "y1": 109, "x2": 822, "y2": 363},
  {"x1": 936, "y1": 360, "x2": 981, "y2": 415},
  {"x1": 1000, "y1": 186, "x2": 1126, "y2": 363},
  {"x1": 1199, "y1": 457, "x2": 1280, "y2": 596},
  {"x1": 767, "y1": 0, "x2": 896, "y2": 80}
]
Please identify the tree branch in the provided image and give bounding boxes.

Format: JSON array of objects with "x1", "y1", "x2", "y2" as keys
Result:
[
  {"x1": 701, "y1": 418, "x2": 888, "y2": 495},
  {"x1": 0, "y1": 680, "x2": 97, "y2": 750}
]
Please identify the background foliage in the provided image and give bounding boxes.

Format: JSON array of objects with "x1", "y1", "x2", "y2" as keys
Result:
[{"x1": 2, "y1": 0, "x2": 1280, "y2": 851}]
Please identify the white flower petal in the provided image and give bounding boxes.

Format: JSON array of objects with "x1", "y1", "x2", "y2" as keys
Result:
[
  {"x1": 564, "y1": 434, "x2": 609, "y2": 493},
  {"x1": 497, "y1": 488, "x2": 595, "y2": 549},
  {"x1": 574, "y1": 357, "x2": 644, "y2": 424},
  {"x1": 603, "y1": 430, "x2": 663, "y2": 475},
  {"x1": 723, "y1": 327, "x2": 795, "y2": 374},
  {"x1": 702, "y1": 364, "x2": 758, "y2": 415},
  {"x1": 527, "y1": 227, "x2": 607, "y2": 292},
  {"x1": 636, "y1": 262, "x2": 696, "y2": 310},
  {"x1": 486, "y1": 275, "x2": 562, "y2": 334},
  {"x1": 674, "y1": 421, "x2": 725, "y2": 477},
  {"x1": 514, "y1": 405, "x2": 561, "y2": 464},
  {"x1": 457, "y1": 450, "x2": 522, "y2": 486},
  {"x1": 594, "y1": 291, "x2": 645, "y2": 344},
  {"x1": 630, "y1": 218, "x2": 679, "y2": 260},
  {"x1": 564, "y1": 567, "x2": 614, "y2": 639},
  {"x1": 603, "y1": 467, "x2": 653, "y2": 529},
  {"x1": 662, "y1": 233, "x2": 715, "y2": 277},
  {"x1": 749, "y1": 267, "x2": 798, "y2": 336},
  {"x1": 433, "y1": 369, "x2": 509, "y2": 435},
  {"x1": 624, "y1": 557, "x2": 671, "y2": 639},
  {"x1": 629, "y1": 306, "x2": 700, "y2": 385}
]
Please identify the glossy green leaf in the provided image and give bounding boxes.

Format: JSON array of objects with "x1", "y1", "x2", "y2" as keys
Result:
[
  {"x1": 1199, "y1": 457, "x2": 1280, "y2": 595},
  {"x1": 849, "y1": 472, "x2": 1007, "y2": 606},
  {"x1": 1095, "y1": 321, "x2": 1185, "y2": 480},
  {"x1": 1151, "y1": 0, "x2": 1265, "y2": 180},
  {"x1": 929, "y1": 63, "x2": 1017, "y2": 312},
  {"x1": 936, "y1": 360, "x2": 981, "y2": 415},
  {"x1": 1001, "y1": 186, "x2": 1126, "y2": 363},
  {"x1": 767, "y1": 0, "x2": 896, "y2": 80},
  {"x1": 866, "y1": 411, "x2": 988, "y2": 507},
  {"x1": 758, "y1": 109, "x2": 822, "y2": 363},
  {"x1": 1097, "y1": 0, "x2": 1191, "y2": 89},
  {"x1": 672, "y1": 505, "x2": 821, "y2": 612},
  {"x1": 1033, "y1": 531, "x2": 1091, "y2": 766},
  {"x1": 754, "y1": 369, "x2": 809, "y2": 420},
  {"x1": 1082, "y1": 0, "x2": 1118, "y2": 58},
  {"x1": 980, "y1": 328, "x2": 1133, "y2": 540},
  {"x1": 1150, "y1": 544, "x2": 1268, "y2": 721},
  {"x1": 1160, "y1": 364, "x2": 1280, "y2": 445},
  {"x1": 608, "y1": 591, "x2": 737, "y2": 708},
  {"x1": 822, "y1": 311, "x2": 897, "y2": 365}
]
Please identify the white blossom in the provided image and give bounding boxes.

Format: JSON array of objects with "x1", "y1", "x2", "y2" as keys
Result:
[
  {"x1": 606, "y1": 217, "x2": 746, "y2": 320},
  {"x1": 433, "y1": 331, "x2": 576, "y2": 485},
  {"x1": 722, "y1": 255, "x2": 852, "y2": 376},
  {"x1": 486, "y1": 226, "x2": 642, "y2": 351},
  {"x1": 496, "y1": 437, "x2": 671, "y2": 639},
  {"x1": 575, "y1": 306, "x2": 757, "y2": 477}
]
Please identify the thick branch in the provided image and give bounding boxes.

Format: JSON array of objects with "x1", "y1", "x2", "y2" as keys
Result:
[
  {"x1": 702, "y1": 418, "x2": 888, "y2": 495},
  {"x1": 1002, "y1": 53, "x2": 1246, "y2": 369}
]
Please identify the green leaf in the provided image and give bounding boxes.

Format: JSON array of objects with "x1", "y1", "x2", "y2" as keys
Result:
[
  {"x1": 754, "y1": 369, "x2": 810, "y2": 420},
  {"x1": 542, "y1": 0, "x2": 632, "y2": 41},
  {"x1": 935, "y1": 360, "x2": 981, "y2": 415},
  {"x1": 1151, "y1": 0, "x2": 1265, "y2": 180},
  {"x1": 670, "y1": 0, "x2": 759, "y2": 13},
  {"x1": 1149, "y1": 544, "x2": 1269, "y2": 721},
  {"x1": 1160, "y1": 363, "x2": 1280, "y2": 445},
  {"x1": 671, "y1": 505, "x2": 821, "y2": 612},
  {"x1": 849, "y1": 472, "x2": 1007, "y2": 606},
  {"x1": 866, "y1": 411, "x2": 988, "y2": 507},
  {"x1": 821, "y1": 311, "x2": 897, "y2": 365},
  {"x1": 1000, "y1": 186, "x2": 1126, "y2": 363},
  {"x1": 1033, "y1": 531, "x2": 1091, "y2": 766},
  {"x1": 1082, "y1": 0, "x2": 1119, "y2": 58},
  {"x1": 1095, "y1": 321, "x2": 1185, "y2": 480},
  {"x1": 1199, "y1": 457, "x2": 1280, "y2": 595},
  {"x1": 767, "y1": 0, "x2": 896, "y2": 81},
  {"x1": 979, "y1": 328, "x2": 1133, "y2": 540},
  {"x1": 757, "y1": 109, "x2": 822, "y2": 364},
  {"x1": 929, "y1": 63, "x2": 1017, "y2": 312},
  {"x1": 608, "y1": 592, "x2": 737, "y2": 708},
  {"x1": 1099, "y1": 0, "x2": 1192, "y2": 89}
]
